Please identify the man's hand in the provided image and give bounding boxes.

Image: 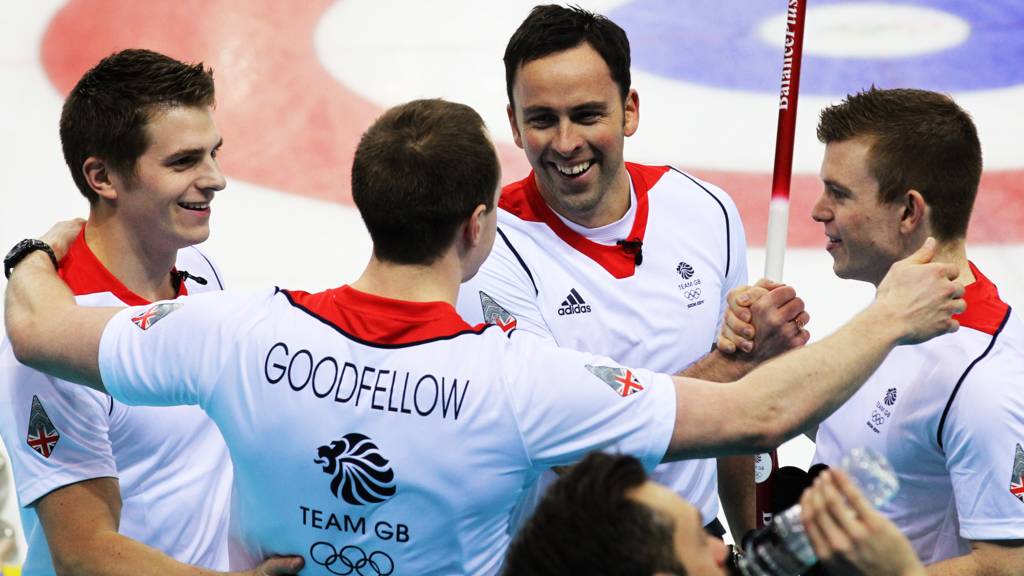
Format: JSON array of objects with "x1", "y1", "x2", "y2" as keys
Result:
[
  {"x1": 872, "y1": 238, "x2": 964, "y2": 345},
  {"x1": 39, "y1": 217, "x2": 85, "y2": 261},
  {"x1": 801, "y1": 470, "x2": 925, "y2": 576},
  {"x1": 235, "y1": 556, "x2": 305, "y2": 576},
  {"x1": 717, "y1": 278, "x2": 810, "y2": 357}
]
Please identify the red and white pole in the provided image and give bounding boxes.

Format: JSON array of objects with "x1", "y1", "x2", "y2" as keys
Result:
[{"x1": 756, "y1": 0, "x2": 808, "y2": 530}]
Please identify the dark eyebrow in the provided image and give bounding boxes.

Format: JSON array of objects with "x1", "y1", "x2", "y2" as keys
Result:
[
  {"x1": 520, "y1": 102, "x2": 608, "y2": 116},
  {"x1": 166, "y1": 138, "x2": 224, "y2": 160}
]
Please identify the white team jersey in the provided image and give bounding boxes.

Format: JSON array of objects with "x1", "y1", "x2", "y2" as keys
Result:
[
  {"x1": 814, "y1": 263, "x2": 1024, "y2": 564},
  {"x1": 457, "y1": 163, "x2": 748, "y2": 524},
  {"x1": 97, "y1": 284, "x2": 677, "y2": 575},
  {"x1": 0, "y1": 228, "x2": 233, "y2": 575}
]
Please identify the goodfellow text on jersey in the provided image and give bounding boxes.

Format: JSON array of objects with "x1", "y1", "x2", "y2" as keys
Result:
[{"x1": 263, "y1": 342, "x2": 470, "y2": 421}]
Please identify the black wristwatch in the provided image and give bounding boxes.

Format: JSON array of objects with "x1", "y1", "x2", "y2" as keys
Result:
[{"x1": 4, "y1": 239, "x2": 59, "y2": 279}]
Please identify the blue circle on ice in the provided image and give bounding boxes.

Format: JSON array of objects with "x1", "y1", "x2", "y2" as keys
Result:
[{"x1": 609, "y1": 0, "x2": 1024, "y2": 94}]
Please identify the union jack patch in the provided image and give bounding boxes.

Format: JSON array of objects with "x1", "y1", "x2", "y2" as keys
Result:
[
  {"x1": 585, "y1": 365, "x2": 645, "y2": 397},
  {"x1": 1010, "y1": 443, "x2": 1024, "y2": 504},
  {"x1": 479, "y1": 291, "x2": 517, "y2": 332},
  {"x1": 131, "y1": 302, "x2": 183, "y2": 330},
  {"x1": 26, "y1": 395, "x2": 59, "y2": 459}
]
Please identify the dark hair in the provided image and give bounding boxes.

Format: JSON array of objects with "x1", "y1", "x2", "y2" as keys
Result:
[
  {"x1": 59, "y1": 49, "x2": 216, "y2": 203},
  {"x1": 351, "y1": 99, "x2": 500, "y2": 265},
  {"x1": 503, "y1": 452, "x2": 685, "y2": 576},
  {"x1": 504, "y1": 4, "x2": 631, "y2": 106},
  {"x1": 817, "y1": 87, "x2": 982, "y2": 240}
]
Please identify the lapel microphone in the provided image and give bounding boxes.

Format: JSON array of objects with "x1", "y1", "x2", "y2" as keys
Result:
[{"x1": 616, "y1": 238, "x2": 643, "y2": 265}]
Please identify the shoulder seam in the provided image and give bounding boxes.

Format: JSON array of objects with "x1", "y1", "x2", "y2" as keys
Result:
[
  {"x1": 668, "y1": 167, "x2": 731, "y2": 278},
  {"x1": 937, "y1": 306, "x2": 1013, "y2": 449},
  {"x1": 497, "y1": 227, "x2": 538, "y2": 296}
]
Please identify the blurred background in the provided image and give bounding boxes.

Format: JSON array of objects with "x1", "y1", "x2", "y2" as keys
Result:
[{"x1": 2, "y1": 0, "x2": 1022, "y2": 567}]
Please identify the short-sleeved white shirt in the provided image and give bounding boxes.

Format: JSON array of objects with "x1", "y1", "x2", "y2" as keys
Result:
[
  {"x1": 814, "y1": 263, "x2": 1024, "y2": 564},
  {"x1": 457, "y1": 163, "x2": 748, "y2": 524},
  {"x1": 0, "y1": 228, "x2": 233, "y2": 575},
  {"x1": 97, "y1": 284, "x2": 677, "y2": 575}
]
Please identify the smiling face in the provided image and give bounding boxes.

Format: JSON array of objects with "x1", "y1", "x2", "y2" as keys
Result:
[
  {"x1": 108, "y1": 105, "x2": 225, "y2": 254},
  {"x1": 508, "y1": 42, "x2": 638, "y2": 227},
  {"x1": 813, "y1": 137, "x2": 908, "y2": 286},
  {"x1": 629, "y1": 481, "x2": 729, "y2": 576}
]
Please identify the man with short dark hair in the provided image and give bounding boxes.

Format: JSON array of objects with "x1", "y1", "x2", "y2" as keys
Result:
[
  {"x1": 0, "y1": 49, "x2": 299, "y2": 576},
  {"x1": 5, "y1": 96, "x2": 964, "y2": 575},
  {"x1": 505, "y1": 451, "x2": 927, "y2": 576},
  {"x1": 457, "y1": 4, "x2": 808, "y2": 540},
  {"x1": 723, "y1": 87, "x2": 1024, "y2": 574}
]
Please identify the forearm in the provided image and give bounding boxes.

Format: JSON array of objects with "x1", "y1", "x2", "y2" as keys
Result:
[
  {"x1": 734, "y1": 307, "x2": 900, "y2": 448},
  {"x1": 717, "y1": 455, "x2": 756, "y2": 541},
  {"x1": 54, "y1": 531, "x2": 225, "y2": 576},
  {"x1": 5, "y1": 251, "x2": 112, "y2": 389},
  {"x1": 669, "y1": 306, "x2": 901, "y2": 458},
  {"x1": 680, "y1": 347, "x2": 757, "y2": 382}
]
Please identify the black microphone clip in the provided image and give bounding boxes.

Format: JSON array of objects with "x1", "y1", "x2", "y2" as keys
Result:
[
  {"x1": 174, "y1": 269, "x2": 208, "y2": 289},
  {"x1": 616, "y1": 238, "x2": 643, "y2": 265}
]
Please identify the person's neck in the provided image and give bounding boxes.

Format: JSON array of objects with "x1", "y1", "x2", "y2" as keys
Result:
[
  {"x1": 874, "y1": 236, "x2": 974, "y2": 288},
  {"x1": 931, "y1": 237, "x2": 975, "y2": 285},
  {"x1": 350, "y1": 252, "x2": 461, "y2": 306},
  {"x1": 85, "y1": 212, "x2": 180, "y2": 302}
]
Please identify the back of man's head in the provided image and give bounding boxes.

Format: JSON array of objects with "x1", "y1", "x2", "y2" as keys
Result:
[
  {"x1": 351, "y1": 99, "x2": 500, "y2": 265},
  {"x1": 60, "y1": 48, "x2": 216, "y2": 203},
  {"x1": 817, "y1": 87, "x2": 982, "y2": 241},
  {"x1": 503, "y1": 452, "x2": 685, "y2": 575},
  {"x1": 504, "y1": 4, "x2": 631, "y2": 106}
]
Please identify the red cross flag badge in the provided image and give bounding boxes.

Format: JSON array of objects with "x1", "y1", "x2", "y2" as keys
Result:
[
  {"x1": 479, "y1": 291, "x2": 517, "y2": 333},
  {"x1": 26, "y1": 395, "x2": 60, "y2": 459},
  {"x1": 131, "y1": 302, "x2": 183, "y2": 331},
  {"x1": 1011, "y1": 443, "x2": 1024, "y2": 504},
  {"x1": 585, "y1": 365, "x2": 645, "y2": 397}
]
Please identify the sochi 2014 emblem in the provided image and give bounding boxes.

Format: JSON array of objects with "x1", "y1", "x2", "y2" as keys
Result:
[
  {"x1": 1010, "y1": 443, "x2": 1024, "y2": 504},
  {"x1": 585, "y1": 365, "x2": 645, "y2": 398}
]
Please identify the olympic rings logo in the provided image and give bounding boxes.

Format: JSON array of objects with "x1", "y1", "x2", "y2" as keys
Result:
[
  {"x1": 684, "y1": 288, "x2": 702, "y2": 301},
  {"x1": 309, "y1": 541, "x2": 395, "y2": 576}
]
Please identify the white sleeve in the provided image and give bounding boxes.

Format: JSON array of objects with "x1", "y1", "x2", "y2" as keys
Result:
[
  {"x1": 457, "y1": 227, "x2": 554, "y2": 344},
  {"x1": 0, "y1": 340, "x2": 116, "y2": 506},
  {"x1": 942, "y1": 349, "x2": 1024, "y2": 541},
  {"x1": 502, "y1": 331, "x2": 677, "y2": 473},
  {"x1": 98, "y1": 290, "x2": 264, "y2": 409}
]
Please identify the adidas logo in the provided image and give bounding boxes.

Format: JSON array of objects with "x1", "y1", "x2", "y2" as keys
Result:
[{"x1": 557, "y1": 288, "x2": 592, "y2": 316}]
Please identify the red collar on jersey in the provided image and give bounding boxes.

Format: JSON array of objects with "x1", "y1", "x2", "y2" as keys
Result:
[
  {"x1": 59, "y1": 225, "x2": 187, "y2": 305},
  {"x1": 499, "y1": 162, "x2": 670, "y2": 279},
  {"x1": 954, "y1": 261, "x2": 1010, "y2": 336},
  {"x1": 282, "y1": 285, "x2": 487, "y2": 346}
]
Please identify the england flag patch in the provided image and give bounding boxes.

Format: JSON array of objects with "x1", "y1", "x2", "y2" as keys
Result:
[
  {"x1": 1011, "y1": 444, "x2": 1024, "y2": 504},
  {"x1": 131, "y1": 302, "x2": 183, "y2": 330},
  {"x1": 479, "y1": 291, "x2": 517, "y2": 332},
  {"x1": 585, "y1": 365, "x2": 645, "y2": 397},
  {"x1": 26, "y1": 395, "x2": 60, "y2": 459}
]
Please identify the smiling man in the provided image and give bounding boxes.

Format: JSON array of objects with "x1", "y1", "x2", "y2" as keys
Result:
[
  {"x1": 723, "y1": 87, "x2": 1024, "y2": 574},
  {"x1": 456, "y1": 4, "x2": 810, "y2": 541},
  {"x1": 0, "y1": 50, "x2": 298, "y2": 576},
  {"x1": 810, "y1": 88, "x2": 1024, "y2": 574}
]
